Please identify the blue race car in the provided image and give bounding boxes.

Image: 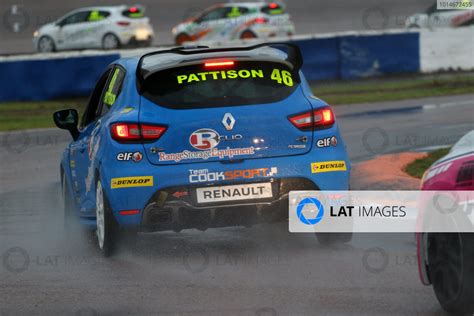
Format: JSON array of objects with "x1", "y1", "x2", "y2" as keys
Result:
[{"x1": 53, "y1": 43, "x2": 351, "y2": 256}]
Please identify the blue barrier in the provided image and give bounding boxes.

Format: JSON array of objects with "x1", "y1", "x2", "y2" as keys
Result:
[
  {"x1": 338, "y1": 33, "x2": 419, "y2": 80},
  {"x1": 0, "y1": 32, "x2": 423, "y2": 102},
  {"x1": 293, "y1": 37, "x2": 340, "y2": 81},
  {"x1": 0, "y1": 54, "x2": 119, "y2": 102}
]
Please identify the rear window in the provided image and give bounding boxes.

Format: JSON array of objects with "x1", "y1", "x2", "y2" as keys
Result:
[
  {"x1": 122, "y1": 7, "x2": 145, "y2": 18},
  {"x1": 261, "y1": 3, "x2": 285, "y2": 15},
  {"x1": 142, "y1": 60, "x2": 299, "y2": 109}
]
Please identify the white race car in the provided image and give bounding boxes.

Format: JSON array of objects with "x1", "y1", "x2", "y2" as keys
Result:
[
  {"x1": 405, "y1": 2, "x2": 474, "y2": 28},
  {"x1": 171, "y1": 2, "x2": 295, "y2": 45},
  {"x1": 33, "y1": 5, "x2": 154, "y2": 52}
]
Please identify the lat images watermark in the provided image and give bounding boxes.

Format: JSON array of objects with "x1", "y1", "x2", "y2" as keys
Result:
[
  {"x1": 1, "y1": 247, "x2": 106, "y2": 274},
  {"x1": 181, "y1": 246, "x2": 291, "y2": 274},
  {"x1": 361, "y1": 127, "x2": 462, "y2": 155},
  {"x1": 1, "y1": 131, "x2": 70, "y2": 154},
  {"x1": 2, "y1": 5, "x2": 59, "y2": 33},
  {"x1": 362, "y1": 247, "x2": 417, "y2": 274}
]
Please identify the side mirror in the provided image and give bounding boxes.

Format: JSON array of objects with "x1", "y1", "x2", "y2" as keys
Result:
[{"x1": 53, "y1": 109, "x2": 79, "y2": 140}]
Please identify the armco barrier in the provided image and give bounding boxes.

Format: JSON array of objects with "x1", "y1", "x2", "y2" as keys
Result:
[
  {"x1": 292, "y1": 36, "x2": 340, "y2": 81},
  {"x1": 0, "y1": 54, "x2": 119, "y2": 102},
  {"x1": 339, "y1": 32, "x2": 419, "y2": 80},
  {"x1": 0, "y1": 28, "x2": 472, "y2": 102}
]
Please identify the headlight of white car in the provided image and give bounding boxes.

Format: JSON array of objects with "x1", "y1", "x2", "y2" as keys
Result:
[{"x1": 33, "y1": 30, "x2": 39, "y2": 37}]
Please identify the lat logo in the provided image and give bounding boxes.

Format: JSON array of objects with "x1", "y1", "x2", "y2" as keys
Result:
[
  {"x1": 316, "y1": 136, "x2": 338, "y2": 148},
  {"x1": 189, "y1": 129, "x2": 220, "y2": 150},
  {"x1": 117, "y1": 152, "x2": 143, "y2": 162}
]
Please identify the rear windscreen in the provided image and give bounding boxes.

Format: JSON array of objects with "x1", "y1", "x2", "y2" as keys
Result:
[
  {"x1": 261, "y1": 4, "x2": 285, "y2": 15},
  {"x1": 142, "y1": 60, "x2": 299, "y2": 109},
  {"x1": 122, "y1": 7, "x2": 145, "y2": 18}
]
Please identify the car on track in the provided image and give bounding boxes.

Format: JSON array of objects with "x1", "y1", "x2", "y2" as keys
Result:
[
  {"x1": 405, "y1": 2, "x2": 474, "y2": 28},
  {"x1": 33, "y1": 5, "x2": 154, "y2": 53},
  {"x1": 416, "y1": 130, "x2": 474, "y2": 315},
  {"x1": 53, "y1": 43, "x2": 351, "y2": 256},
  {"x1": 171, "y1": 2, "x2": 295, "y2": 45}
]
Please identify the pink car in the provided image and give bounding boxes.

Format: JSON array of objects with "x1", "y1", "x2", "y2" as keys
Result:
[{"x1": 417, "y1": 130, "x2": 474, "y2": 314}]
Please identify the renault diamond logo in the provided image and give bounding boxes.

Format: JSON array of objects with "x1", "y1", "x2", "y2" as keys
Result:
[{"x1": 222, "y1": 113, "x2": 236, "y2": 131}]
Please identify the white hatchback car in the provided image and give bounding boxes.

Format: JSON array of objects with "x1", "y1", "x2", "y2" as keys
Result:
[
  {"x1": 33, "y1": 5, "x2": 155, "y2": 52},
  {"x1": 405, "y1": 2, "x2": 474, "y2": 28},
  {"x1": 171, "y1": 2, "x2": 295, "y2": 45}
]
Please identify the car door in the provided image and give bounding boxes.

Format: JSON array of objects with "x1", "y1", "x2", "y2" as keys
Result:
[
  {"x1": 69, "y1": 67, "x2": 114, "y2": 210},
  {"x1": 56, "y1": 10, "x2": 92, "y2": 49},
  {"x1": 82, "y1": 10, "x2": 111, "y2": 48},
  {"x1": 192, "y1": 7, "x2": 229, "y2": 40}
]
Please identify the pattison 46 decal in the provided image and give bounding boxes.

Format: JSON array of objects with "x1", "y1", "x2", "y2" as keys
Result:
[
  {"x1": 189, "y1": 167, "x2": 278, "y2": 183},
  {"x1": 177, "y1": 68, "x2": 293, "y2": 87}
]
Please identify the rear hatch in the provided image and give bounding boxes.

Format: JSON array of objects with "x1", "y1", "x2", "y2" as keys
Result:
[
  {"x1": 139, "y1": 58, "x2": 313, "y2": 165},
  {"x1": 260, "y1": 3, "x2": 292, "y2": 27},
  {"x1": 121, "y1": 6, "x2": 151, "y2": 30}
]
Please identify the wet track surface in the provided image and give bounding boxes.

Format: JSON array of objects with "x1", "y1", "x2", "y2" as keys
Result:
[
  {"x1": 1, "y1": 94, "x2": 473, "y2": 315},
  {"x1": 0, "y1": 0, "x2": 434, "y2": 54}
]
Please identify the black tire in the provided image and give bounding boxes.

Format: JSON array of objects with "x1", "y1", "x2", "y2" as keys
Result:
[
  {"x1": 38, "y1": 36, "x2": 56, "y2": 53},
  {"x1": 316, "y1": 233, "x2": 353, "y2": 246},
  {"x1": 175, "y1": 33, "x2": 192, "y2": 45},
  {"x1": 102, "y1": 33, "x2": 120, "y2": 50},
  {"x1": 95, "y1": 180, "x2": 118, "y2": 257},
  {"x1": 428, "y1": 233, "x2": 474, "y2": 315},
  {"x1": 240, "y1": 30, "x2": 257, "y2": 40}
]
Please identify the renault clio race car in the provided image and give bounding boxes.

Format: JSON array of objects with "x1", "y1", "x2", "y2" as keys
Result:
[
  {"x1": 172, "y1": 2, "x2": 295, "y2": 44},
  {"x1": 54, "y1": 43, "x2": 350, "y2": 256},
  {"x1": 33, "y1": 5, "x2": 154, "y2": 52},
  {"x1": 417, "y1": 130, "x2": 474, "y2": 314}
]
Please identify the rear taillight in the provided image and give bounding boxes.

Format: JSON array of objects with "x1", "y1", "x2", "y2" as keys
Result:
[
  {"x1": 111, "y1": 123, "x2": 166, "y2": 142},
  {"x1": 117, "y1": 21, "x2": 131, "y2": 26},
  {"x1": 289, "y1": 107, "x2": 335, "y2": 130}
]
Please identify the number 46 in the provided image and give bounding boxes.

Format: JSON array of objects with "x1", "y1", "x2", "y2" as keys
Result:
[{"x1": 271, "y1": 69, "x2": 293, "y2": 87}]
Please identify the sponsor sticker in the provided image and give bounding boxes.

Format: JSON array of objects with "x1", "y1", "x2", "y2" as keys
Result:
[
  {"x1": 196, "y1": 182, "x2": 273, "y2": 203},
  {"x1": 189, "y1": 128, "x2": 242, "y2": 150},
  {"x1": 158, "y1": 147, "x2": 255, "y2": 162},
  {"x1": 311, "y1": 160, "x2": 347, "y2": 173},
  {"x1": 189, "y1": 167, "x2": 278, "y2": 183},
  {"x1": 316, "y1": 136, "x2": 338, "y2": 148},
  {"x1": 111, "y1": 176, "x2": 153, "y2": 189},
  {"x1": 423, "y1": 162, "x2": 452, "y2": 181},
  {"x1": 116, "y1": 152, "x2": 143, "y2": 162}
]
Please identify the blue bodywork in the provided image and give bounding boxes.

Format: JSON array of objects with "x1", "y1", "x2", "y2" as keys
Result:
[{"x1": 60, "y1": 50, "x2": 351, "y2": 230}]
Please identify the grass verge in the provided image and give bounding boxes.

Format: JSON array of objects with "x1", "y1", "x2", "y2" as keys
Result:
[
  {"x1": 0, "y1": 74, "x2": 473, "y2": 131},
  {"x1": 312, "y1": 74, "x2": 474, "y2": 104},
  {"x1": 404, "y1": 147, "x2": 451, "y2": 179}
]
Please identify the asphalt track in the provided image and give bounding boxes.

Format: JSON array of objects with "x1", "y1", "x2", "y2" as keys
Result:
[
  {"x1": 0, "y1": 0, "x2": 434, "y2": 54},
  {"x1": 0, "y1": 94, "x2": 473, "y2": 315}
]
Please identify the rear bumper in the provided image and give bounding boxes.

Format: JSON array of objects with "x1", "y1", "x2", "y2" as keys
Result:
[
  {"x1": 98, "y1": 136, "x2": 351, "y2": 229},
  {"x1": 141, "y1": 178, "x2": 317, "y2": 232}
]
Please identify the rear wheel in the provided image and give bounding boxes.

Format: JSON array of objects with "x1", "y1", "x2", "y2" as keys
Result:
[
  {"x1": 102, "y1": 33, "x2": 120, "y2": 50},
  {"x1": 240, "y1": 30, "x2": 257, "y2": 40},
  {"x1": 428, "y1": 233, "x2": 474, "y2": 315},
  {"x1": 95, "y1": 180, "x2": 118, "y2": 257},
  {"x1": 175, "y1": 33, "x2": 192, "y2": 45},
  {"x1": 38, "y1": 36, "x2": 56, "y2": 53}
]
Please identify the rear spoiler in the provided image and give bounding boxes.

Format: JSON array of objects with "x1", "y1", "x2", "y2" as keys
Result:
[{"x1": 136, "y1": 43, "x2": 303, "y2": 93}]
